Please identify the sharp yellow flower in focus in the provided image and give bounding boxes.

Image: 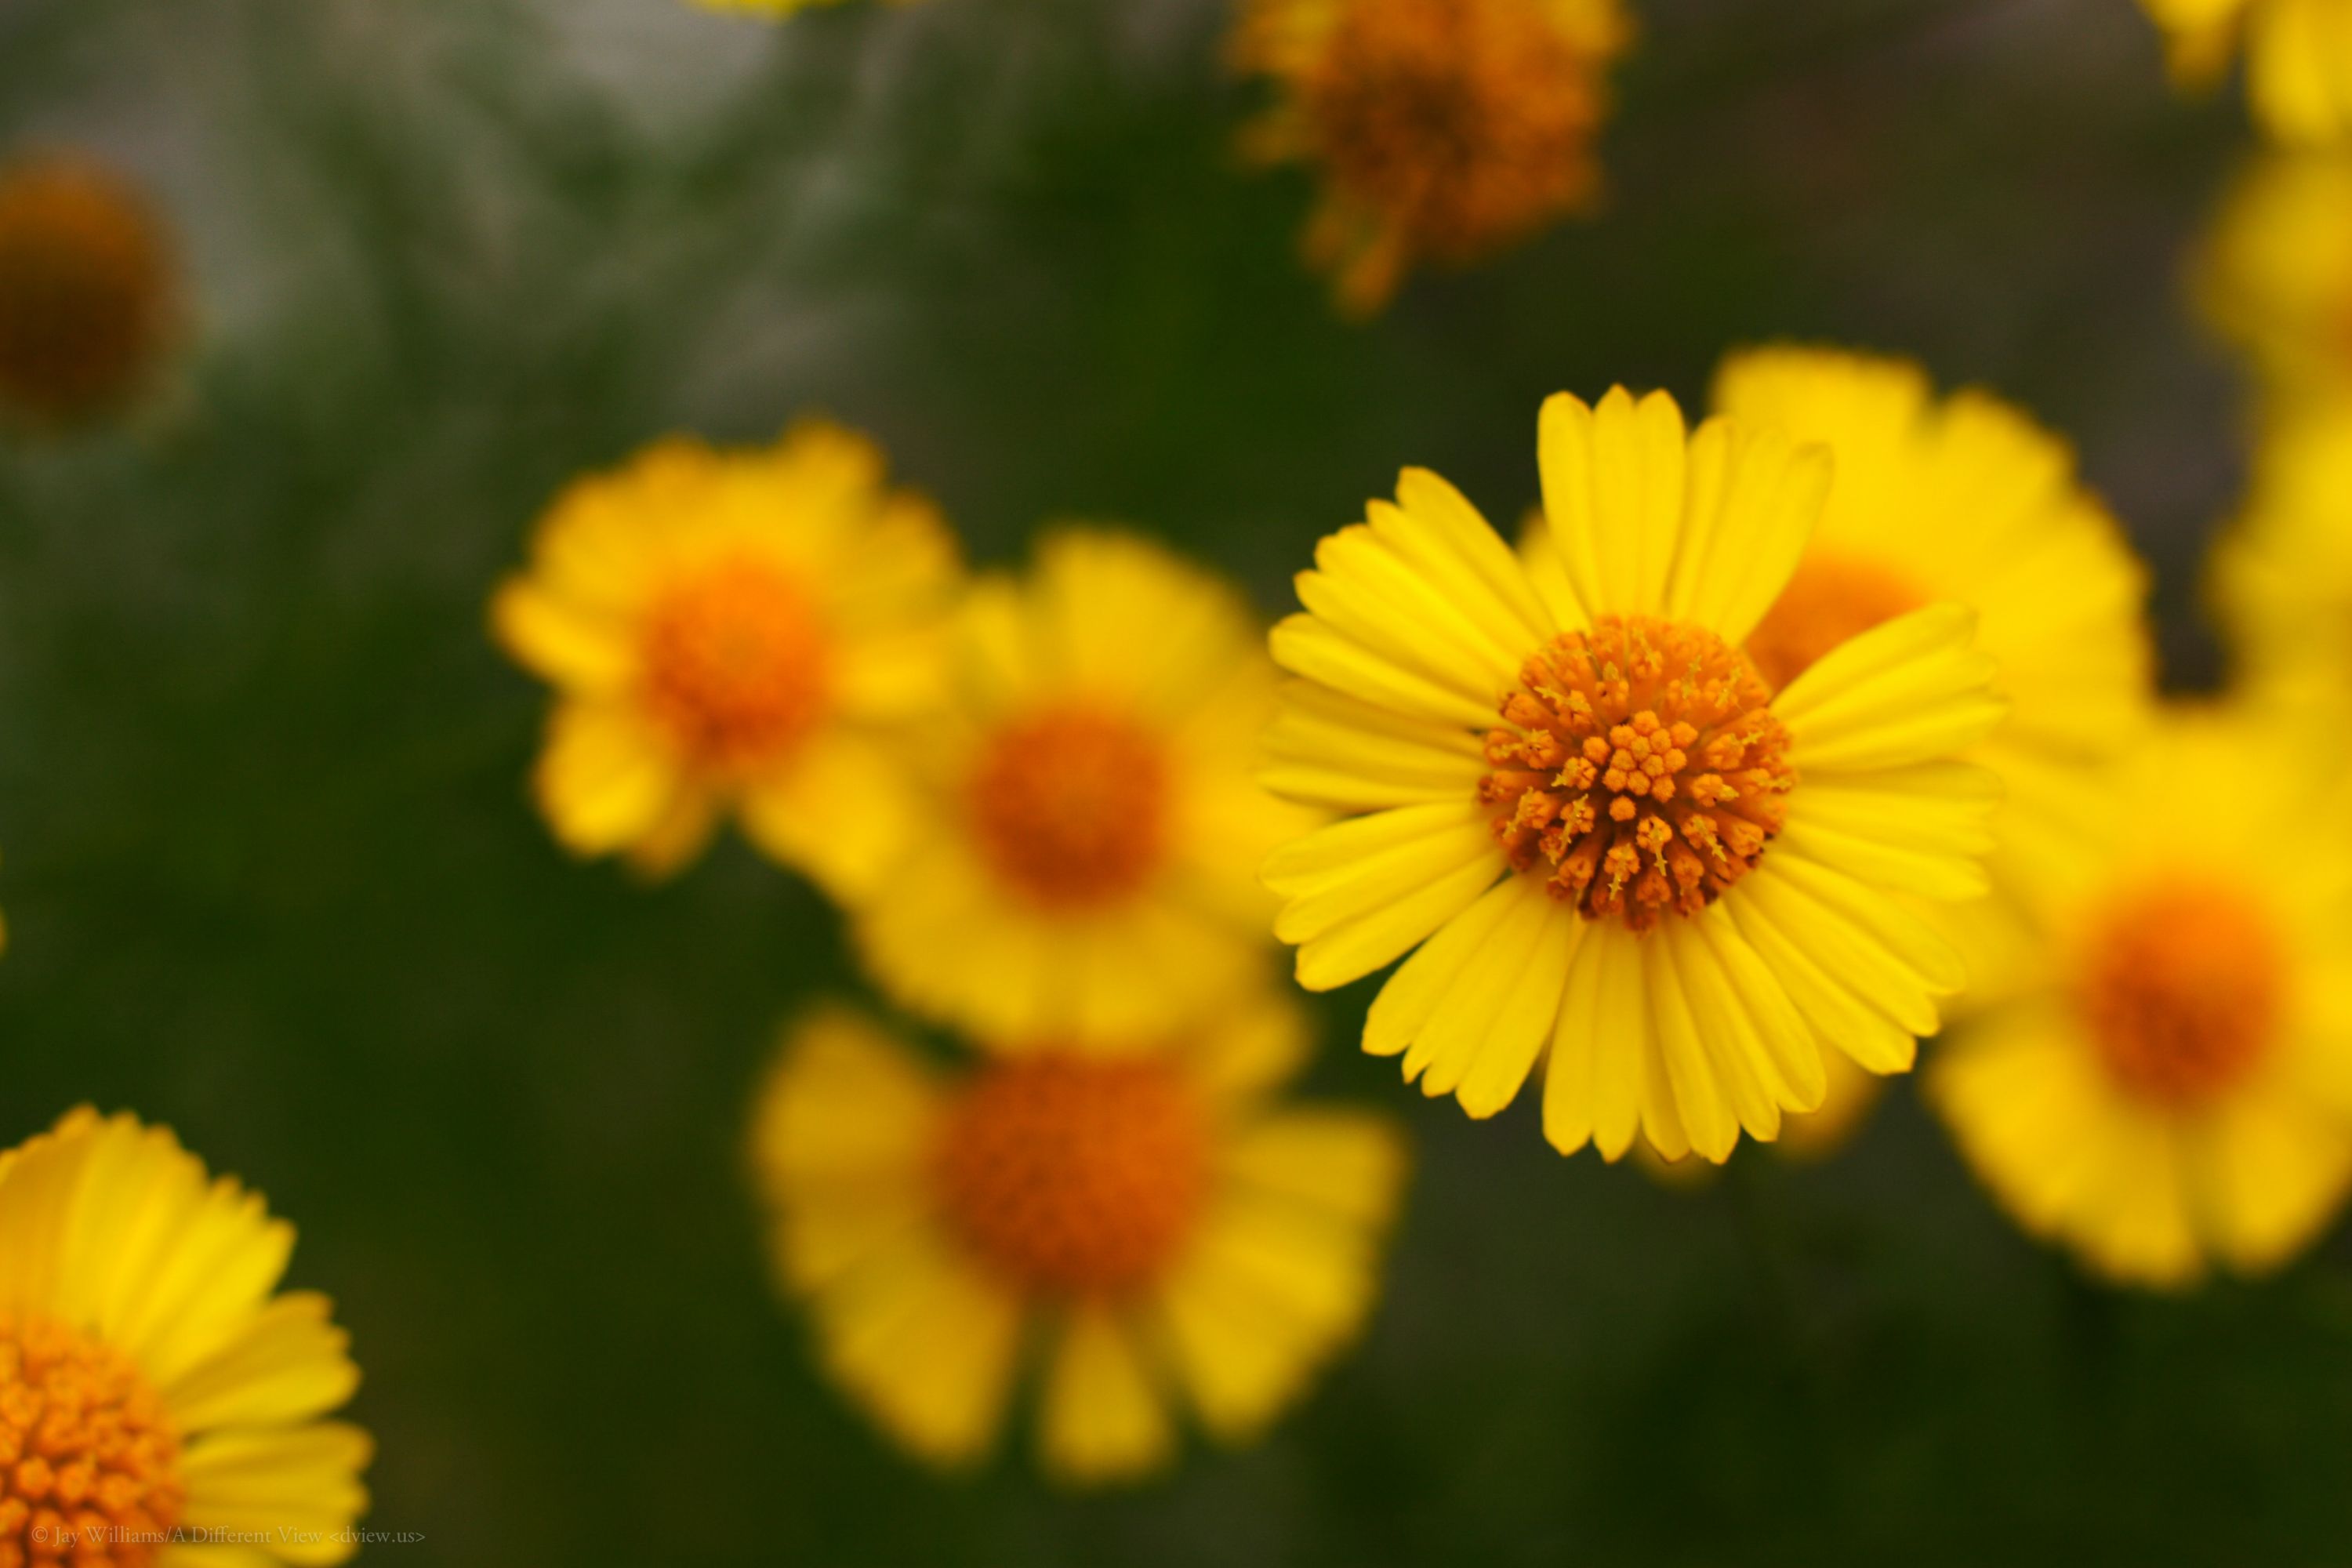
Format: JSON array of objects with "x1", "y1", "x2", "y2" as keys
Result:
[
  {"x1": 749, "y1": 1000, "x2": 1405, "y2": 1483},
  {"x1": 1231, "y1": 0, "x2": 1632, "y2": 315},
  {"x1": 2210, "y1": 402, "x2": 2352, "y2": 718},
  {"x1": 2141, "y1": 0, "x2": 2352, "y2": 143},
  {"x1": 0, "y1": 156, "x2": 176, "y2": 429},
  {"x1": 492, "y1": 421, "x2": 960, "y2": 892},
  {"x1": 2200, "y1": 151, "x2": 2352, "y2": 411},
  {"x1": 1262, "y1": 387, "x2": 2007, "y2": 1164},
  {"x1": 1715, "y1": 347, "x2": 2154, "y2": 1008},
  {"x1": 0, "y1": 1109, "x2": 371, "y2": 1565},
  {"x1": 1929, "y1": 710, "x2": 2352, "y2": 1287},
  {"x1": 853, "y1": 528, "x2": 1319, "y2": 1044}
]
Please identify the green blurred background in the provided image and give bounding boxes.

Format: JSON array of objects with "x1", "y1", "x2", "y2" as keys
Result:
[{"x1": 1, "y1": 0, "x2": 2338, "y2": 1561}]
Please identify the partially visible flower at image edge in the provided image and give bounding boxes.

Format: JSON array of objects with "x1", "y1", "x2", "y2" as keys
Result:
[
  {"x1": 2198, "y1": 150, "x2": 2352, "y2": 413},
  {"x1": 2140, "y1": 0, "x2": 2352, "y2": 144},
  {"x1": 748, "y1": 1000, "x2": 1405, "y2": 1483},
  {"x1": 0, "y1": 1108, "x2": 371, "y2": 1566},
  {"x1": 1261, "y1": 387, "x2": 2006, "y2": 1163},
  {"x1": 491, "y1": 419, "x2": 960, "y2": 894},
  {"x1": 2208, "y1": 402, "x2": 2352, "y2": 721},
  {"x1": 0, "y1": 154, "x2": 176, "y2": 429},
  {"x1": 852, "y1": 528, "x2": 1319, "y2": 1044},
  {"x1": 1230, "y1": 0, "x2": 1633, "y2": 315},
  {"x1": 1929, "y1": 708, "x2": 2352, "y2": 1287}
]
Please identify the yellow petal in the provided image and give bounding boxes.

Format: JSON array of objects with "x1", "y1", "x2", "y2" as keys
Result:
[{"x1": 1037, "y1": 1307, "x2": 1173, "y2": 1485}]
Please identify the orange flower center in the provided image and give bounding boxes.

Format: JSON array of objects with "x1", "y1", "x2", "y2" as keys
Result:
[
  {"x1": 638, "y1": 556, "x2": 830, "y2": 772},
  {"x1": 1480, "y1": 614, "x2": 1796, "y2": 933},
  {"x1": 967, "y1": 705, "x2": 1171, "y2": 910},
  {"x1": 0, "y1": 160, "x2": 173, "y2": 425},
  {"x1": 1744, "y1": 552, "x2": 1927, "y2": 694},
  {"x1": 0, "y1": 1316, "x2": 183, "y2": 1568},
  {"x1": 2074, "y1": 879, "x2": 2285, "y2": 1107},
  {"x1": 935, "y1": 1056, "x2": 1209, "y2": 1298},
  {"x1": 1301, "y1": 0, "x2": 1611, "y2": 263}
]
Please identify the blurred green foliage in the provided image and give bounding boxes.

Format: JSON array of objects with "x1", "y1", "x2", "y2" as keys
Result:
[{"x1": 0, "y1": 0, "x2": 2336, "y2": 1562}]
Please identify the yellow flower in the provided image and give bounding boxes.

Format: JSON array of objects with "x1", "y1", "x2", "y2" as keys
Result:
[
  {"x1": 0, "y1": 1109, "x2": 370, "y2": 1564},
  {"x1": 2140, "y1": 0, "x2": 2352, "y2": 143},
  {"x1": 491, "y1": 420, "x2": 960, "y2": 891},
  {"x1": 1929, "y1": 710, "x2": 2352, "y2": 1286},
  {"x1": 2199, "y1": 151, "x2": 2352, "y2": 410},
  {"x1": 1262, "y1": 387, "x2": 2006, "y2": 1163},
  {"x1": 1230, "y1": 0, "x2": 1632, "y2": 315},
  {"x1": 2210, "y1": 401, "x2": 2352, "y2": 718},
  {"x1": 748, "y1": 1000, "x2": 1405, "y2": 1483},
  {"x1": 852, "y1": 529, "x2": 1319, "y2": 1043},
  {"x1": 0, "y1": 156, "x2": 176, "y2": 428},
  {"x1": 1715, "y1": 347, "x2": 2154, "y2": 1006}
]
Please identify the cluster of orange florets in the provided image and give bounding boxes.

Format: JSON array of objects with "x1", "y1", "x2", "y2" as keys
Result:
[
  {"x1": 967, "y1": 706, "x2": 1171, "y2": 912},
  {"x1": 1479, "y1": 615, "x2": 1795, "y2": 933},
  {"x1": 637, "y1": 556, "x2": 833, "y2": 773},
  {"x1": 0, "y1": 1314, "x2": 184, "y2": 1568},
  {"x1": 2075, "y1": 879, "x2": 2284, "y2": 1106},
  {"x1": 935, "y1": 1057, "x2": 1207, "y2": 1298}
]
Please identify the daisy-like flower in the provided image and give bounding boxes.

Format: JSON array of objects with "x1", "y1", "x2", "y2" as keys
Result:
[
  {"x1": 2140, "y1": 0, "x2": 2352, "y2": 143},
  {"x1": 1261, "y1": 387, "x2": 2006, "y2": 1163},
  {"x1": 1715, "y1": 347, "x2": 2153, "y2": 1002},
  {"x1": 0, "y1": 156, "x2": 176, "y2": 429},
  {"x1": 2200, "y1": 152, "x2": 2352, "y2": 412},
  {"x1": 748, "y1": 999, "x2": 1405, "y2": 1483},
  {"x1": 0, "y1": 1108, "x2": 369, "y2": 1565},
  {"x1": 1229, "y1": 0, "x2": 1632, "y2": 315},
  {"x1": 491, "y1": 420, "x2": 960, "y2": 892},
  {"x1": 2209, "y1": 403, "x2": 2352, "y2": 718},
  {"x1": 853, "y1": 529, "x2": 1319, "y2": 1043},
  {"x1": 1929, "y1": 710, "x2": 2352, "y2": 1286}
]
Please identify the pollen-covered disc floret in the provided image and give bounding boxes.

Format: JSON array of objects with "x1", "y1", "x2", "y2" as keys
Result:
[
  {"x1": 2075, "y1": 879, "x2": 2285, "y2": 1106},
  {"x1": 0, "y1": 1315, "x2": 184, "y2": 1567},
  {"x1": 637, "y1": 555, "x2": 830, "y2": 771},
  {"x1": 967, "y1": 706, "x2": 1172, "y2": 911},
  {"x1": 935, "y1": 1056, "x2": 1208, "y2": 1299},
  {"x1": 1479, "y1": 614, "x2": 1796, "y2": 933}
]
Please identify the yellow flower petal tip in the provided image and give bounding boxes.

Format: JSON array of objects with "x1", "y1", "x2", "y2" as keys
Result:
[
  {"x1": 851, "y1": 526, "x2": 1323, "y2": 1044},
  {"x1": 1229, "y1": 0, "x2": 1634, "y2": 314},
  {"x1": 1262, "y1": 384, "x2": 2025, "y2": 1164},
  {"x1": 0, "y1": 154, "x2": 178, "y2": 429},
  {"x1": 1929, "y1": 706, "x2": 2352, "y2": 1288},
  {"x1": 491, "y1": 419, "x2": 963, "y2": 895},
  {"x1": 0, "y1": 1108, "x2": 369, "y2": 1565},
  {"x1": 2139, "y1": 0, "x2": 2352, "y2": 144},
  {"x1": 746, "y1": 998, "x2": 1407, "y2": 1484}
]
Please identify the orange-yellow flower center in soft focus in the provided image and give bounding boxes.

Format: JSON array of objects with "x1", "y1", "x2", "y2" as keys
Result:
[
  {"x1": 1301, "y1": 0, "x2": 1611, "y2": 266},
  {"x1": 0, "y1": 1315, "x2": 184, "y2": 1567},
  {"x1": 1479, "y1": 615, "x2": 1795, "y2": 933},
  {"x1": 637, "y1": 556, "x2": 830, "y2": 771},
  {"x1": 935, "y1": 1057, "x2": 1209, "y2": 1298},
  {"x1": 1744, "y1": 554, "x2": 1927, "y2": 695},
  {"x1": 0, "y1": 158, "x2": 173, "y2": 426},
  {"x1": 2074, "y1": 879, "x2": 2285, "y2": 1107},
  {"x1": 967, "y1": 706, "x2": 1171, "y2": 910}
]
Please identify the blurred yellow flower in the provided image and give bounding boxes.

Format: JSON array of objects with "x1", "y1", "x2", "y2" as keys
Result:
[
  {"x1": 492, "y1": 421, "x2": 960, "y2": 892},
  {"x1": 749, "y1": 1000, "x2": 1404, "y2": 1483},
  {"x1": 1262, "y1": 387, "x2": 2005, "y2": 1163},
  {"x1": 2141, "y1": 0, "x2": 2352, "y2": 143},
  {"x1": 1930, "y1": 710, "x2": 2352, "y2": 1287},
  {"x1": 2210, "y1": 401, "x2": 2352, "y2": 717},
  {"x1": 0, "y1": 156, "x2": 176, "y2": 428},
  {"x1": 1715, "y1": 347, "x2": 2154, "y2": 1014},
  {"x1": 0, "y1": 1109, "x2": 371, "y2": 1564},
  {"x1": 853, "y1": 528, "x2": 1318, "y2": 1044},
  {"x1": 2200, "y1": 151, "x2": 2352, "y2": 411},
  {"x1": 1231, "y1": 0, "x2": 1632, "y2": 315}
]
